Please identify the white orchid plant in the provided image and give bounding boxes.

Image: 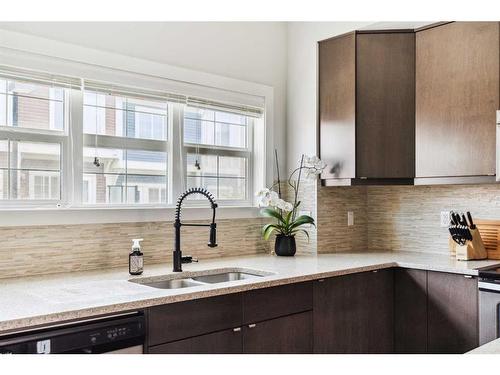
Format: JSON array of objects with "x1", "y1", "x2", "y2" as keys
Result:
[{"x1": 257, "y1": 153, "x2": 327, "y2": 241}]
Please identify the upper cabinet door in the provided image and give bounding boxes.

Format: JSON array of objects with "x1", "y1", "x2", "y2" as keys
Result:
[
  {"x1": 318, "y1": 33, "x2": 356, "y2": 181},
  {"x1": 415, "y1": 22, "x2": 500, "y2": 179},
  {"x1": 356, "y1": 32, "x2": 415, "y2": 179}
]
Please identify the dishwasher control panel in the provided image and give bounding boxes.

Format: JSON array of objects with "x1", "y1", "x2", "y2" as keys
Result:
[{"x1": 0, "y1": 312, "x2": 145, "y2": 354}]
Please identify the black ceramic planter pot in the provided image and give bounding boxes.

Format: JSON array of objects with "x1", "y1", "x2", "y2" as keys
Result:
[{"x1": 275, "y1": 235, "x2": 296, "y2": 256}]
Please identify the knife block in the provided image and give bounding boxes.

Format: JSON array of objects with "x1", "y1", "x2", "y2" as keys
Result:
[{"x1": 449, "y1": 228, "x2": 488, "y2": 261}]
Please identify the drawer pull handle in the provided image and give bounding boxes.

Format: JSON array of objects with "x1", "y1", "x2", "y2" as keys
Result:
[
  {"x1": 233, "y1": 327, "x2": 241, "y2": 332},
  {"x1": 464, "y1": 275, "x2": 473, "y2": 279},
  {"x1": 248, "y1": 324, "x2": 256, "y2": 328},
  {"x1": 318, "y1": 279, "x2": 325, "y2": 283}
]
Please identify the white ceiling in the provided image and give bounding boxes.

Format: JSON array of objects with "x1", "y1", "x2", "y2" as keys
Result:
[{"x1": 360, "y1": 22, "x2": 436, "y2": 30}]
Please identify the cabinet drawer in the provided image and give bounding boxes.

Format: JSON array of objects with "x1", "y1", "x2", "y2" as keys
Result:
[
  {"x1": 243, "y1": 311, "x2": 313, "y2": 354},
  {"x1": 148, "y1": 293, "x2": 242, "y2": 346},
  {"x1": 243, "y1": 282, "x2": 312, "y2": 324},
  {"x1": 149, "y1": 328, "x2": 242, "y2": 354}
]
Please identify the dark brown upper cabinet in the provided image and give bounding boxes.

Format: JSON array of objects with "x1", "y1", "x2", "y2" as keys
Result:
[
  {"x1": 415, "y1": 22, "x2": 500, "y2": 184},
  {"x1": 318, "y1": 32, "x2": 356, "y2": 183},
  {"x1": 319, "y1": 31, "x2": 415, "y2": 185}
]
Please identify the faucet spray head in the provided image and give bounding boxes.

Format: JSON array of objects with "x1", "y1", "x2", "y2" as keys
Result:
[{"x1": 208, "y1": 223, "x2": 217, "y2": 247}]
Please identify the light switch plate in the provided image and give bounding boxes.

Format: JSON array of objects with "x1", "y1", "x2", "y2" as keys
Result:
[{"x1": 347, "y1": 211, "x2": 354, "y2": 226}]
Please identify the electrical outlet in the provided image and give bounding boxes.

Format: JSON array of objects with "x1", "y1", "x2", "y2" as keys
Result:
[
  {"x1": 347, "y1": 211, "x2": 354, "y2": 226},
  {"x1": 440, "y1": 211, "x2": 451, "y2": 227}
]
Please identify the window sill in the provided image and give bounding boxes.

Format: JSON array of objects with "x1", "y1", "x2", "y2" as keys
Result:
[{"x1": 0, "y1": 205, "x2": 262, "y2": 227}]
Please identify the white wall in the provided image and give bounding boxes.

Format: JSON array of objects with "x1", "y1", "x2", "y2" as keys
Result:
[
  {"x1": 286, "y1": 22, "x2": 372, "y2": 172},
  {"x1": 0, "y1": 22, "x2": 288, "y2": 167}
]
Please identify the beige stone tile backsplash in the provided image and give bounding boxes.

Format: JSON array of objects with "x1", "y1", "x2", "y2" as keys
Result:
[
  {"x1": 317, "y1": 185, "x2": 368, "y2": 253},
  {"x1": 366, "y1": 184, "x2": 500, "y2": 254},
  {"x1": 317, "y1": 183, "x2": 500, "y2": 255},
  {"x1": 4, "y1": 183, "x2": 500, "y2": 279},
  {"x1": 0, "y1": 218, "x2": 269, "y2": 279}
]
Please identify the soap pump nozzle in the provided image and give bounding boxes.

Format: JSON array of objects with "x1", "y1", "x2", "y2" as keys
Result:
[{"x1": 132, "y1": 238, "x2": 143, "y2": 251}]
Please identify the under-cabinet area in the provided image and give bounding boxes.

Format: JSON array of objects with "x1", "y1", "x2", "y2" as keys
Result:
[{"x1": 145, "y1": 268, "x2": 479, "y2": 354}]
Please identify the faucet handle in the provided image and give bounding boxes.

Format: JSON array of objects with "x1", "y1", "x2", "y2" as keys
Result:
[{"x1": 181, "y1": 255, "x2": 198, "y2": 264}]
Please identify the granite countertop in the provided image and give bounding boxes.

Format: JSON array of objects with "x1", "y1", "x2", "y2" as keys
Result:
[
  {"x1": 468, "y1": 338, "x2": 500, "y2": 354},
  {"x1": 1, "y1": 250, "x2": 499, "y2": 334}
]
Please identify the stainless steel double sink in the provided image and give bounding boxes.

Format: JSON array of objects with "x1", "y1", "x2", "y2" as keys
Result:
[{"x1": 129, "y1": 268, "x2": 273, "y2": 290}]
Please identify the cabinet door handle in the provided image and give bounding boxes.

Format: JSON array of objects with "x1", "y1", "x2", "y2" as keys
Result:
[
  {"x1": 464, "y1": 275, "x2": 473, "y2": 279},
  {"x1": 233, "y1": 327, "x2": 241, "y2": 332},
  {"x1": 248, "y1": 324, "x2": 256, "y2": 328},
  {"x1": 318, "y1": 279, "x2": 325, "y2": 282}
]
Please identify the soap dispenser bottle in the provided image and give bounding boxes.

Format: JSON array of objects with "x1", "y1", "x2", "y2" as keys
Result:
[{"x1": 129, "y1": 238, "x2": 144, "y2": 275}]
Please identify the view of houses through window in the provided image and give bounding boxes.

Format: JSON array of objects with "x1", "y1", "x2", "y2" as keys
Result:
[
  {"x1": 0, "y1": 80, "x2": 64, "y2": 201},
  {"x1": 0, "y1": 74, "x2": 257, "y2": 207}
]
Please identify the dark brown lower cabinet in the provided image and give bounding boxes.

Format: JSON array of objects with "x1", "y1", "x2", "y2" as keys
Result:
[
  {"x1": 148, "y1": 328, "x2": 242, "y2": 354},
  {"x1": 394, "y1": 268, "x2": 428, "y2": 353},
  {"x1": 243, "y1": 312, "x2": 313, "y2": 354},
  {"x1": 313, "y1": 269, "x2": 394, "y2": 353},
  {"x1": 145, "y1": 269, "x2": 480, "y2": 354},
  {"x1": 427, "y1": 271, "x2": 479, "y2": 353}
]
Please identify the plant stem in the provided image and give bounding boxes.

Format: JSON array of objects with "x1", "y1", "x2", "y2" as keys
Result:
[
  {"x1": 274, "y1": 149, "x2": 281, "y2": 198},
  {"x1": 293, "y1": 154, "x2": 305, "y2": 221}
]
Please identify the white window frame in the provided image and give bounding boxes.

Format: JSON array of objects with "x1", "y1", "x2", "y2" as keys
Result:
[
  {"x1": 0, "y1": 83, "x2": 261, "y2": 210},
  {"x1": 0, "y1": 40, "x2": 273, "y2": 224},
  {"x1": 77, "y1": 92, "x2": 171, "y2": 208},
  {"x1": 0, "y1": 85, "x2": 71, "y2": 207},
  {"x1": 181, "y1": 106, "x2": 254, "y2": 207}
]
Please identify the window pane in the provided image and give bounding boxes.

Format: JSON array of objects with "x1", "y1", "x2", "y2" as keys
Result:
[
  {"x1": 185, "y1": 107, "x2": 215, "y2": 121},
  {"x1": 215, "y1": 111, "x2": 246, "y2": 125},
  {"x1": 0, "y1": 94, "x2": 6, "y2": 126},
  {"x1": 10, "y1": 170, "x2": 60, "y2": 200},
  {"x1": 10, "y1": 141, "x2": 61, "y2": 171},
  {"x1": 187, "y1": 153, "x2": 217, "y2": 176},
  {"x1": 126, "y1": 174, "x2": 166, "y2": 204},
  {"x1": 184, "y1": 107, "x2": 248, "y2": 149},
  {"x1": 127, "y1": 150, "x2": 167, "y2": 176},
  {"x1": 83, "y1": 91, "x2": 167, "y2": 140},
  {"x1": 184, "y1": 119, "x2": 214, "y2": 145},
  {"x1": 83, "y1": 105, "x2": 124, "y2": 137},
  {"x1": 133, "y1": 111, "x2": 166, "y2": 140},
  {"x1": 219, "y1": 156, "x2": 246, "y2": 178},
  {"x1": 215, "y1": 122, "x2": 246, "y2": 148},
  {"x1": 7, "y1": 81, "x2": 64, "y2": 101},
  {"x1": 218, "y1": 178, "x2": 246, "y2": 200},
  {"x1": 5, "y1": 94, "x2": 64, "y2": 131},
  {"x1": 0, "y1": 169, "x2": 8, "y2": 199},
  {"x1": 186, "y1": 176, "x2": 218, "y2": 199},
  {"x1": 83, "y1": 173, "x2": 126, "y2": 204},
  {"x1": 83, "y1": 147, "x2": 126, "y2": 174}
]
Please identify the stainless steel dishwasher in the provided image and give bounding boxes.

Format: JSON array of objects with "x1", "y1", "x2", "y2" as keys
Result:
[
  {"x1": 479, "y1": 265, "x2": 500, "y2": 345},
  {"x1": 0, "y1": 311, "x2": 145, "y2": 354}
]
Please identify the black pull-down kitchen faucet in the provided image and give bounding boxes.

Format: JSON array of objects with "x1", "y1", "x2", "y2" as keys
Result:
[{"x1": 173, "y1": 188, "x2": 218, "y2": 272}]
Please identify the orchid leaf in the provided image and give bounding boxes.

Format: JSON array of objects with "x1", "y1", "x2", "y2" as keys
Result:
[
  {"x1": 260, "y1": 208, "x2": 285, "y2": 224},
  {"x1": 289, "y1": 215, "x2": 315, "y2": 231},
  {"x1": 291, "y1": 229, "x2": 310, "y2": 242},
  {"x1": 262, "y1": 223, "x2": 279, "y2": 240}
]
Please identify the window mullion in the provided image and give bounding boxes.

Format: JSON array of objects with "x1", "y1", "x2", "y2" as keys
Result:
[
  {"x1": 170, "y1": 103, "x2": 185, "y2": 203},
  {"x1": 69, "y1": 88, "x2": 84, "y2": 207}
]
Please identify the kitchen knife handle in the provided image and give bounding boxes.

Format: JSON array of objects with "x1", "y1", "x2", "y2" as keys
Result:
[{"x1": 467, "y1": 211, "x2": 476, "y2": 229}]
